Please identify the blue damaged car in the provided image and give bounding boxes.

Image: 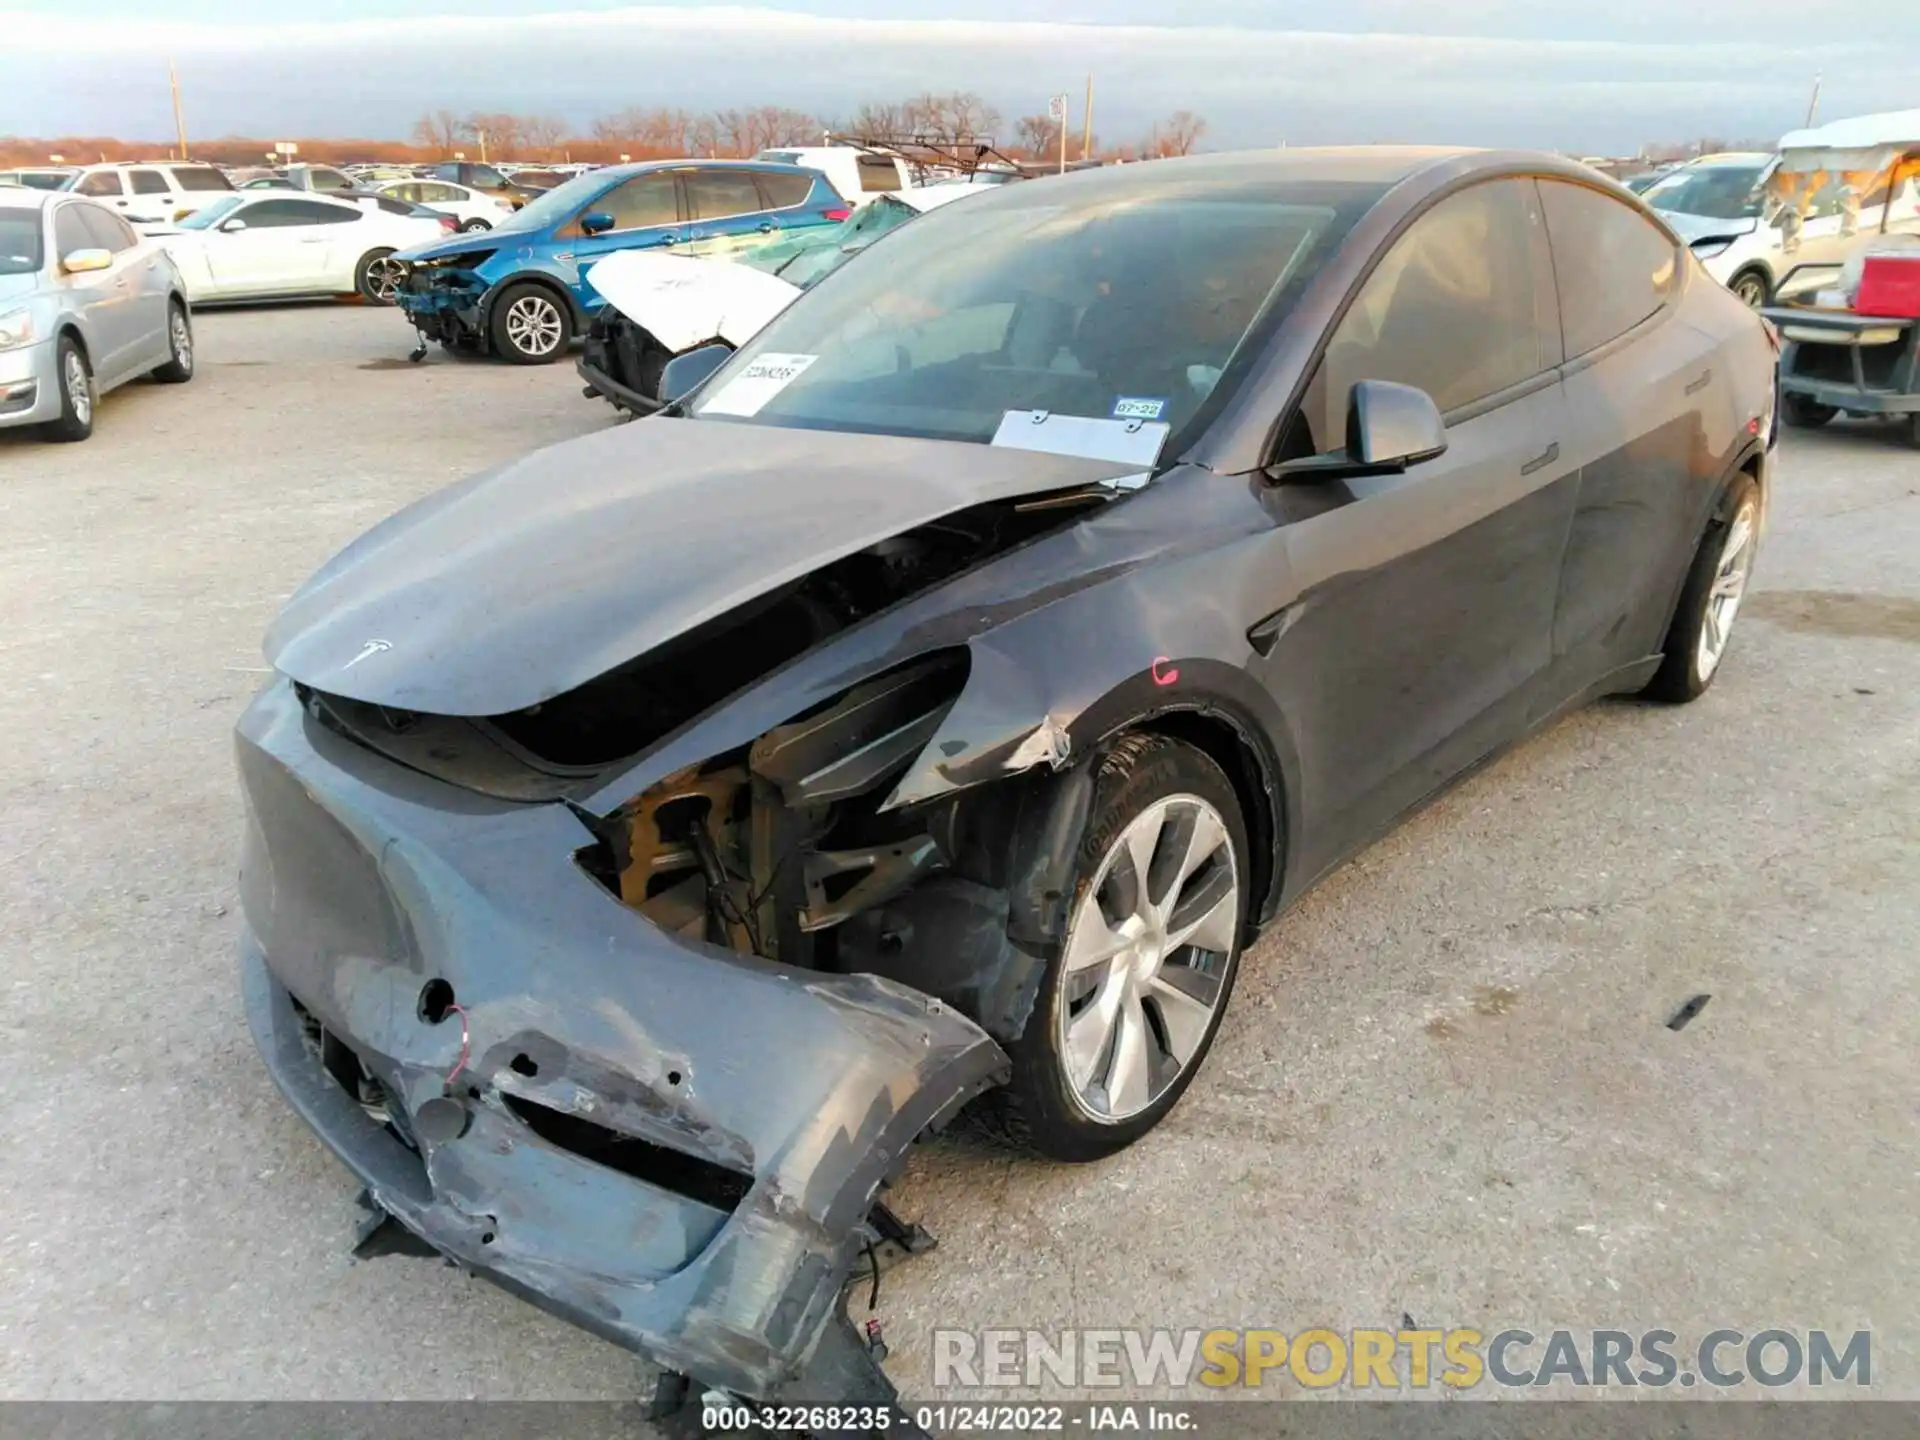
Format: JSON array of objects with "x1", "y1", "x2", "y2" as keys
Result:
[{"x1": 391, "y1": 159, "x2": 850, "y2": 364}]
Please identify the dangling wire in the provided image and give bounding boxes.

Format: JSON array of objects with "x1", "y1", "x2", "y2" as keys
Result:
[
  {"x1": 444, "y1": 1002, "x2": 472, "y2": 1087},
  {"x1": 865, "y1": 1240, "x2": 882, "y2": 1312}
]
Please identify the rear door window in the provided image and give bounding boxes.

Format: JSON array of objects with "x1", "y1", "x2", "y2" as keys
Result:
[
  {"x1": 129, "y1": 168, "x2": 169, "y2": 196},
  {"x1": 241, "y1": 198, "x2": 355, "y2": 228},
  {"x1": 1537, "y1": 180, "x2": 1679, "y2": 359},
  {"x1": 1316, "y1": 178, "x2": 1549, "y2": 442},
  {"x1": 309, "y1": 168, "x2": 355, "y2": 192},
  {"x1": 686, "y1": 169, "x2": 767, "y2": 222}
]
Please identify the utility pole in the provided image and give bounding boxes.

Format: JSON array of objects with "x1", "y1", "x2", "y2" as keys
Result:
[
  {"x1": 1804, "y1": 73, "x2": 1822, "y2": 127},
  {"x1": 1050, "y1": 93, "x2": 1068, "y2": 175},
  {"x1": 1082, "y1": 74, "x2": 1094, "y2": 161},
  {"x1": 168, "y1": 58, "x2": 189, "y2": 160},
  {"x1": 477, "y1": 129, "x2": 489, "y2": 163}
]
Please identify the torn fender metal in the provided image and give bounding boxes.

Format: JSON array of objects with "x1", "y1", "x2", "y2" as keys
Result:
[{"x1": 237, "y1": 679, "x2": 1007, "y2": 1399}]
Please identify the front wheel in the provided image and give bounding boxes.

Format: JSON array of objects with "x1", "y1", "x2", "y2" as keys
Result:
[
  {"x1": 1643, "y1": 472, "x2": 1760, "y2": 702},
  {"x1": 1729, "y1": 269, "x2": 1771, "y2": 309},
  {"x1": 43, "y1": 334, "x2": 94, "y2": 442},
  {"x1": 458, "y1": 218, "x2": 492, "y2": 233},
  {"x1": 488, "y1": 282, "x2": 572, "y2": 365},
  {"x1": 996, "y1": 734, "x2": 1250, "y2": 1162},
  {"x1": 355, "y1": 249, "x2": 405, "y2": 306}
]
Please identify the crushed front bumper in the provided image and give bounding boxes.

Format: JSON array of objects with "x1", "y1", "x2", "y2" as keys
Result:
[
  {"x1": 396, "y1": 270, "x2": 489, "y2": 349},
  {"x1": 578, "y1": 310, "x2": 666, "y2": 415},
  {"x1": 236, "y1": 679, "x2": 1007, "y2": 1400}
]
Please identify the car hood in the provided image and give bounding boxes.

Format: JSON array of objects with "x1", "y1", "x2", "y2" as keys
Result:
[
  {"x1": 266, "y1": 418, "x2": 1140, "y2": 715},
  {"x1": 587, "y1": 250, "x2": 802, "y2": 350},
  {"x1": 395, "y1": 229, "x2": 508, "y2": 265},
  {"x1": 1659, "y1": 210, "x2": 1759, "y2": 243}
]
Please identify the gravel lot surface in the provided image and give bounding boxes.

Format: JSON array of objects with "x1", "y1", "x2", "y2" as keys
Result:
[{"x1": 2, "y1": 303, "x2": 1915, "y2": 1406}]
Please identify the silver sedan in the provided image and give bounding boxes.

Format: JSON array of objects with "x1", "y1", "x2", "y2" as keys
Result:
[{"x1": 0, "y1": 188, "x2": 194, "y2": 441}]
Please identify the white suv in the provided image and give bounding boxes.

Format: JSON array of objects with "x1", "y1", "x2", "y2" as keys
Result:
[{"x1": 64, "y1": 163, "x2": 235, "y2": 228}]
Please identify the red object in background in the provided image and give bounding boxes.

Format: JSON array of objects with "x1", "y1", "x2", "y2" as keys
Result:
[
  {"x1": 1855, "y1": 255, "x2": 1920, "y2": 319},
  {"x1": 821, "y1": 207, "x2": 852, "y2": 222}
]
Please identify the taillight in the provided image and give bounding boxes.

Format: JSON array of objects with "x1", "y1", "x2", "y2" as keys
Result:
[
  {"x1": 821, "y1": 207, "x2": 852, "y2": 221},
  {"x1": 438, "y1": 216, "x2": 457, "y2": 233}
]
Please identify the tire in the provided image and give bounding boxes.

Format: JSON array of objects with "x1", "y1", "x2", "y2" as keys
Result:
[
  {"x1": 1781, "y1": 393, "x2": 1835, "y2": 428},
  {"x1": 1643, "y1": 471, "x2": 1761, "y2": 703},
  {"x1": 1907, "y1": 413, "x2": 1920, "y2": 451},
  {"x1": 150, "y1": 300, "x2": 194, "y2": 384},
  {"x1": 1728, "y1": 269, "x2": 1771, "y2": 309},
  {"x1": 458, "y1": 218, "x2": 492, "y2": 233},
  {"x1": 42, "y1": 333, "x2": 94, "y2": 443},
  {"x1": 488, "y1": 282, "x2": 572, "y2": 365},
  {"x1": 995, "y1": 733, "x2": 1250, "y2": 1162},
  {"x1": 354, "y1": 248, "x2": 405, "y2": 306}
]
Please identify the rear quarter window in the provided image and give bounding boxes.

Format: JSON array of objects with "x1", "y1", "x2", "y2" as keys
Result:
[
  {"x1": 1538, "y1": 180, "x2": 1677, "y2": 360},
  {"x1": 757, "y1": 171, "x2": 813, "y2": 209},
  {"x1": 173, "y1": 167, "x2": 233, "y2": 192},
  {"x1": 856, "y1": 157, "x2": 903, "y2": 193}
]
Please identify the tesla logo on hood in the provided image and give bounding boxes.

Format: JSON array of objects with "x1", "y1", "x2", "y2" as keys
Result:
[{"x1": 343, "y1": 638, "x2": 393, "y2": 670}]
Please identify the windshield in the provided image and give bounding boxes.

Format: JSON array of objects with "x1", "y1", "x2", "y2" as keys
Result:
[
  {"x1": 691, "y1": 175, "x2": 1384, "y2": 452},
  {"x1": 0, "y1": 211, "x2": 43, "y2": 275},
  {"x1": 1644, "y1": 162, "x2": 1769, "y2": 219},
  {"x1": 177, "y1": 194, "x2": 246, "y2": 230},
  {"x1": 491, "y1": 171, "x2": 617, "y2": 235}
]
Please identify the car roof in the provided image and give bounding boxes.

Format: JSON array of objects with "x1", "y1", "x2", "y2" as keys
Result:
[
  {"x1": 1780, "y1": 107, "x2": 1920, "y2": 152},
  {"x1": 0, "y1": 187, "x2": 61, "y2": 212},
  {"x1": 590, "y1": 158, "x2": 825, "y2": 182}
]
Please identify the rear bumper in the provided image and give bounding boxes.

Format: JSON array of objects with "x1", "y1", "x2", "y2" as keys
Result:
[{"x1": 236, "y1": 679, "x2": 1007, "y2": 1398}]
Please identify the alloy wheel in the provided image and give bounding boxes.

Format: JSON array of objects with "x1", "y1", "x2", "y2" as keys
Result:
[
  {"x1": 1056, "y1": 794, "x2": 1240, "y2": 1123},
  {"x1": 504, "y1": 295, "x2": 564, "y2": 358},
  {"x1": 364, "y1": 257, "x2": 406, "y2": 303},
  {"x1": 1732, "y1": 274, "x2": 1767, "y2": 309},
  {"x1": 64, "y1": 350, "x2": 91, "y2": 425},
  {"x1": 170, "y1": 310, "x2": 193, "y2": 375},
  {"x1": 1697, "y1": 500, "x2": 1757, "y2": 679}
]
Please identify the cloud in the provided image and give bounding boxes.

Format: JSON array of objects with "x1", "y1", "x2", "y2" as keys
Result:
[{"x1": 1, "y1": 4, "x2": 1910, "y2": 152}]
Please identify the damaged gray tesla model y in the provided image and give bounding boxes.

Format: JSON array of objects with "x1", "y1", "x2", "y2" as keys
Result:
[{"x1": 236, "y1": 148, "x2": 1777, "y2": 1419}]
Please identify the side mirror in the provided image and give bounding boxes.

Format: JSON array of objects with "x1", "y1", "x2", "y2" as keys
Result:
[
  {"x1": 1269, "y1": 379, "x2": 1447, "y2": 482},
  {"x1": 579, "y1": 211, "x2": 616, "y2": 236},
  {"x1": 220, "y1": 217, "x2": 248, "y2": 233},
  {"x1": 1348, "y1": 379, "x2": 1447, "y2": 468},
  {"x1": 658, "y1": 342, "x2": 734, "y2": 404},
  {"x1": 61, "y1": 247, "x2": 112, "y2": 274}
]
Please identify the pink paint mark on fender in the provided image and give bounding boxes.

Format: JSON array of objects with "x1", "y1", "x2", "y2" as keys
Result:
[{"x1": 1151, "y1": 656, "x2": 1179, "y2": 687}]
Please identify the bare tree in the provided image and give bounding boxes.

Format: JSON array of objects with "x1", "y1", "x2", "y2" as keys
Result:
[
  {"x1": 520, "y1": 114, "x2": 567, "y2": 160},
  {"x1": 410, "y1": 109, "x2": 461, "y2": 155},
  {"x1": 461, "y1": 112, "x2": 525, "y2": 159},
  {"x1": 1015, "y1": 113, "x2": 1062, "y2": 158},
  {"x1": 1144, "y1": 110, "x2": 1208, "y2": 158},
  {"x1": 843, "y1": 100, "x2": 908, "y2": 140}
]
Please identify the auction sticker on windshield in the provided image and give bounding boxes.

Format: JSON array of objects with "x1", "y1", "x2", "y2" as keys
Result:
[{"x1": 699, "y1": 353, "x2": 819, "y2": 416}]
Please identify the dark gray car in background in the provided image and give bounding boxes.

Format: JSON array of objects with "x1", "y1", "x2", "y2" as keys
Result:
[{"x1": 234, "y1": 148, "x2": 1778, "y2": 1418}]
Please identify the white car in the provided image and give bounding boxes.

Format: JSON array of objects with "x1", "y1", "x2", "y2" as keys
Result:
[
  {"x1": 63, "y1": 161, "x2": 236, "y2": 227},
  {"x1": 751, "y1": 146, "x2": 912, "y2": 207},
  {"x1": 153, "y1": 192, "x2": 450, "y2": 305},
  {"x1": 372, "y1": 179, "x2": 515, "y2": 233}
]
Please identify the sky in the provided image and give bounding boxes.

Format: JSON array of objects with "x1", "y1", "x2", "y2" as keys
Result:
[{"x1": 1, "y1": 0, "x2": 1913, "y2": 154}]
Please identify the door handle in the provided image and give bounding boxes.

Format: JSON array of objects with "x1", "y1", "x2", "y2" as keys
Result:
[
  {"x1": 1520, "y1": 440, "x2": 1560, "y2": 476},
  {"x1": 660, "y1": 233, "x2": 679, "y2": 246},
  {"x1": 758, "y1": 222, "x2": 776, "y2": 234},
  {"x1": 1684, "y1": 368, "x2": 1713, "y2": 396}
]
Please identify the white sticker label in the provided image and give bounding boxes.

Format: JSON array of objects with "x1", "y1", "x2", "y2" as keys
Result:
[{"x1": 699, "y1": 352, "x2": 818, "y2": 416}]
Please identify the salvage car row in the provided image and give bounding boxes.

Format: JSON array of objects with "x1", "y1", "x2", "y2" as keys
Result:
[{"x1": 233, "y1": 146, "x2": 1784, "y2": 1428}]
